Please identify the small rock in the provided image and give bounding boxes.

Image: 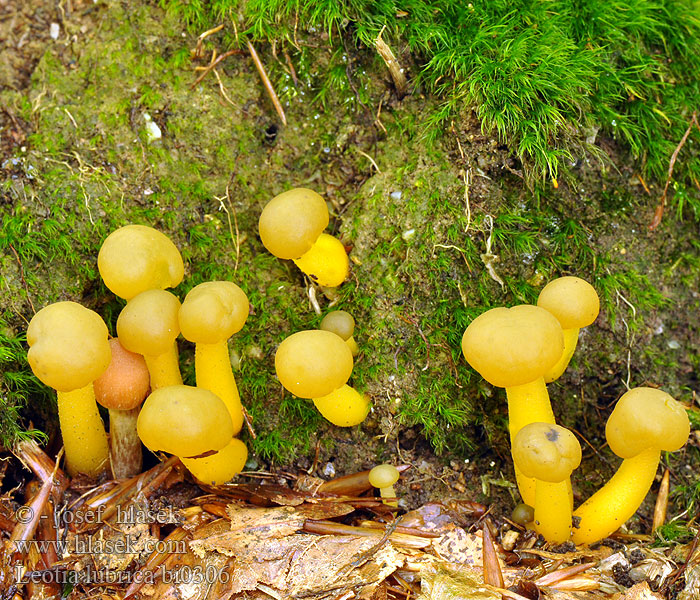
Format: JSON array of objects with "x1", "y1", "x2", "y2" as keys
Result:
[{"x1": 50, "y1": 23, "x2": 60, "y2": 40}]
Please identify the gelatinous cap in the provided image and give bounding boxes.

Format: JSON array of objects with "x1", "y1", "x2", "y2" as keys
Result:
[
  {"x1": 259, "y1": 188, "x2": 329, "y2": 260},
  {"x1": 606, "y1": 387, "x2": 690, "y2": 458},
  {"x1": 179, "y1": 281, "x2": 249, "y2": 344},
  {"x1": 98, "y1": 225, "x2": 184, "y2": 300},
  {"x1": 275, "y1": 330, "x2": 353, "y2": 398},
  {"x1": 27, "y1": 301, "x2": 111, "y2": 392},
  {"x1": 320, "y1": 310, "x2": 355, "y2": 341},
  {"x1": 292, "y1": 233, "x2": 349, "y2": 287},
  {"x1": 94, "y1": 338, "x2": 150, "y2": 411},
  {"x1": 137, "y1": 385, "x2": 233, "y2": 457},
  {"x1": 537, "y1": 276, "x2": 600, "y2": 329},
  {"x1": 117, "y1": 289, "x2": 181, "y2": 356},
  {"x1": 181, "y1": 438, "x2": 248, "y2": 485},
  {"x1": 461, "y1": 305, "x2": 564, "y2": 387},
  {"x1": 313, "y1": 384, "x2": 370, "y2": 427},
  {"x1": 512, "y1": 422, "x2": 582, "y2": 483},
  {"x1": 368, "y1": 464, "x2": 400, "y2": 488}
]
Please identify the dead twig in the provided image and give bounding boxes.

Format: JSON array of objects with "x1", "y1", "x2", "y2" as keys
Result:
[
  {"x1": 192, "y1": 23, "x2": 224, "y2": 59},
  {"x1": 375, "y1": 27, "x2": 407, "y2": 99},
  {"x1": 8, "y1": 244, "x2": 36, "y2": 315},
  {"x1": 191, "y1": 48, "x2": 245, "y2": 89},
  {"x1": 652, "y1": 468, "x2": 670, "y2": 533},
  {"x1": 650, "y1": 111, "x2": 699, "y2": 230},
  {"x1": 247, "y1": 40, "x2": 287, "y2": 126},
  {"x1": 481, "y1": 520, "x2": 504, "y2": 588}
]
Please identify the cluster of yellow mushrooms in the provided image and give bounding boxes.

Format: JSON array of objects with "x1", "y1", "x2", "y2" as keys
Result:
[
  {"x1": 462, "y1": 277, "x2": 690, "y2": 544},
  {"x1": 24, "y1": 187, "x2": 691, "y2": 546}
]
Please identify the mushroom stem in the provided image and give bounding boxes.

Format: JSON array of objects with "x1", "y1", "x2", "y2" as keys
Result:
[
  {"x1": 108, "y1": 407, "x2": 142, "y2": 479},
  {"x1": 572, "y1": 447, "x2": 660, "y2": 545},
  {"x1": 57, "y1": 386, "x2": 109, "y2": 477},
  {"x1": 506, "y1": 378, "x2": 555, "y2": 505},
  {"x1": 293, "y1": 233, "x2": 349, "y2": 288},
  {"x1": 534, "y1": 480, "x2": 572, "y2": 543},
  {"x1": 544, "y1": 328, "x2": 580, "y2": 383},
  {"x1": 195, "y1": 342, "x2": 243, "y2": 435},
  {"x1": 379, "y1": 485, "x2": 398, "y2": 507},
  {"x1": 143, "y1": 345, "x2": 182, "y2": 390},
  {"x1": 181, "y1": 438, "x2": 247, "y2": 485}
]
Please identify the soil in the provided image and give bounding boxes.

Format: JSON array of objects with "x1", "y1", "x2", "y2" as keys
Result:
[{"x1": 0, "y1": 0, "x2": 698, "y2": 537}]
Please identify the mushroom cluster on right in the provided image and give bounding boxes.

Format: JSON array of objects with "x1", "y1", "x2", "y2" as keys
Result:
[{"x1": 460, "y1": 275, "x2": 691, "y2": 545}]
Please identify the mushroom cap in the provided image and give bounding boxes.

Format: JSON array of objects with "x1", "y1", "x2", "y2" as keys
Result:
[
  {"x1": 117, "y1": 290, "x2": 181, "y2": 356},
  {"x1": 320, "y1": 310, "x2": 355, "y2": 341},
  {"x1": 94, "y1": 338, "x2": 150, "y2": 411},
  {"x1": 606, "y1": 387, "x2": 690, "y2": 458},
  {"x1": 368, "y1": 464, "x2": 400, "y2": 488},
  {"x1": 512, "y1": 422, "x2": 581, "y2": 483},
  {"x1": 98, "y1": 225, "x2": 184, "y2": 300},
  {"x1": 292, "y1": 233, "x2": 349, "y2": 287},
  {"x1": 313, "y1": 384, "x2": 370, "y2": 427},
  {"x1": 275, "y1": 330, "x2": 353, "y2": 399},
  {"x1": 27, "y1": 302, "x2": 111, "y2": 392},
  {"x1": 137, "y1": 385, "x2": 233, "y2": 457},
  {"x1": 537, "y1": 276, "x2": 600, "y2": 329},
  {"x1": 181, "y1": 438, "x2": 248, "y2": 485},
  {"x1": 461, "y1": 305, "x2": 564, "y2": 387},
  {"x1": 259, "y1": 188, "x2": 329, "y2": 260},
  {"x1": 179, "y1": 281, "x2": 249, "y2": 344}
]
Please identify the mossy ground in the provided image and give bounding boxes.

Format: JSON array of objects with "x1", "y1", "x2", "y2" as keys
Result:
[{"x1": 1, "y1": 0, "x2": 699, "y2": 534}]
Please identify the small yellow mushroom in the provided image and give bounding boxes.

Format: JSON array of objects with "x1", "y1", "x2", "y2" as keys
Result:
[
  {"x1": 313, "y1": 384, "x2": 370, "y2": 426},
  {"x1": 137, "y1": 385, "x2": 233, "y2": 461},
  {"x1": 461, "y1": 305, "x2": 564, "y2": 505},
  {"x1": 537, "y1": 276, "x2": 599, "y2": 382},
  {"x1": 368, "y1": 464, "x2": 401, "y2": 507},
  {"x1": 259, "y1": 188, "x2": 349, "y2": 287},
  {"x1": 512, "y1": 423, "x2": 581, "y2": 543},
  {"x1": 98, "y1": 224, "x2": 184, "y2": 301},
  {"x1": 275, "y1": 330, "x2": 369, "y2": 426},
  {"x1": 117, "y1": 290, "x2": 183, "y2": 390},
  {"x1": 94, "y1": 338, "x2": 150, "y2": 479},
  {"x1": 27, "y1": 302, "x2": 111, "y2": 477},
  {"x1": 320, "y1": 310, "x2": 359, "y2": 356},
  {"x1": 179, "y1": 281, "x2": 249, "y2": 435},
  {"x1": 572, "y1": 387, "x2": 689, "y2": 544},
  {"x1": 181, "y1": 438, "x2": 248, "y2": 485},
  {"x1": 275, "y1": 330, "x2": 353, "y2": 399}
]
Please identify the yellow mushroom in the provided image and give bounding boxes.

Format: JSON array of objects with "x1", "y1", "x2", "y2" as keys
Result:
[
  {"x1": 178, "y1": 281, "x2": 249, "y2": 435},
  {"x1": 27, "y1": 302, "x2": 111, "y2": 477},
  {"x1": 313, "y1": 384, "x2": 370, "y2": 426},
  {"x1": 461, "y1": 305, "x2": 564, "y2": 505},
  {"x1": 537, "y1": 276, "x2": 599, "y2": 382},
  {"x1": 181, "y1": 438, "x2": 248, "y2": 485},
  {"x1": 572, "y1": 387, "x2": 689, "y2": 544},
  {"x1": 93, "y1": 338, "x2": 150, "y2": 478},
  {"x1": 368, "y1": 464, "x2": 401, "y2": 507},
  {"x1": 512, "y1": 423, "x2": 581, "y2": 543},
  {"x1": 98, "y1": 224, "x2": 184, "y2": 301},
  {"x1": 259, "y1": 188, "x2": 349, "y2": 287},
  {"x1": 275, "y1": 330, "x2": 368, "y2": 426},
  {"x1": 117, "y1": 290, "x2": 183, "y2": 389},
  {"x1": 320, "y1": 310, "x2": 360, "y2": 356},
  {"x1": 137, "y1": 385, "x2": 233, "y2": 470}
]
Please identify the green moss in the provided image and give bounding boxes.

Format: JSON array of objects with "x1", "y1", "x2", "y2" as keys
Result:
[{"x1": 161, "y1": 0, "x2": 700, "y2": 194}]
